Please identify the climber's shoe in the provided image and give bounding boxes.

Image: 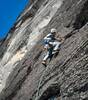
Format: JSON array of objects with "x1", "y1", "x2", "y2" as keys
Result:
[
  {"x1": 52, "y1": 50, "x2": 59, "y2": 57},
  {"x1": 52, "y1": 50, "x2": 59, "y2": 54},
  {"x1": 42, "y1": 61, "x2": 47, "y2": 67}
]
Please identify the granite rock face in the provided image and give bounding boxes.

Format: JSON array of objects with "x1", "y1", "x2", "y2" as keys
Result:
[{"x1": 0, "y1": 0, "x2": 88, "y2": 100}]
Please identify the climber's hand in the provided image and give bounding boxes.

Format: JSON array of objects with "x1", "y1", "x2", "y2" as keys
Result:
[
  {"x1": 43, "y1": 47, "x2": 48, "y2": 51},
  {"x1": 61, "y1": 37, "x2": 65, "y2": 43}
]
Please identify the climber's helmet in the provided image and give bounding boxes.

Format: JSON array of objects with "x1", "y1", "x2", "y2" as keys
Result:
[{"x1": 51, "y1": 28, "x2": 57, "y2": 34}]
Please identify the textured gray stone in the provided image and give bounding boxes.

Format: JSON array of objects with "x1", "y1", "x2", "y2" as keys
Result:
[{"x1": 0, "y1": 0, "x2": 88, "y2": 100}]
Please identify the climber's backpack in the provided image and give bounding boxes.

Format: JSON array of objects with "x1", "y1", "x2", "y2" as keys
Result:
[{"x1": 43, "y1": 33, "x2": 55, "y2": 45}]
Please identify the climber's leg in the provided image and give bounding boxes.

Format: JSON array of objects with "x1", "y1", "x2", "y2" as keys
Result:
[
  {"x1": 53, "y1": 41, "x2": 61, "y2": 50},
  {"x1": 48, "y1": 46, "x2": 54, "y2": 61},
  {"x1": 52, "y1": 41, "x2": 61, "y2": 54},
  {"x1": 42, "y1": 47, "x2": 53, "y2": 65},
  {"x1": 42, "y1": 50, "x2": 50, "y2": 65}
]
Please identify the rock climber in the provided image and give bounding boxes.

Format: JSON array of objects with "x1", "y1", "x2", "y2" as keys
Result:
[{"x1": 42, "y1": 28, "x2": 65, "y2": 65}]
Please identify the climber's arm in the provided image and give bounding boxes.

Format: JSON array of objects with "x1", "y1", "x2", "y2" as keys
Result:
[
  {"x1": 60, "y1": 36, "x2": 65, "y2": 43},
  {"x1": 55, "y1": 35, "x2": 65, "y2": 43}
]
